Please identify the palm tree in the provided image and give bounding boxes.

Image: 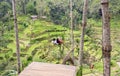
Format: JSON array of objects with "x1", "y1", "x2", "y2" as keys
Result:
[
  {"x1": 101, "y1": 0, "x2": 112, "y2": 76},
  {"x1": 12, "y1": 0, "x2": 21, "y2": 74}
]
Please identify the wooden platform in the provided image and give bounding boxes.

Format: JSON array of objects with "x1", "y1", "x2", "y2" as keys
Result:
[{"x1": 19, "y1": 62, "x2": 76, "y2": 76}]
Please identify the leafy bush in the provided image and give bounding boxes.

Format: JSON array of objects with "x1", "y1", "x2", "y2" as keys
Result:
[
  {"x1": 27, "y1": 56, "x2": 33, "y2": 61},
  {"x1": 9, "y1": 57, "x2": 16, "y2": 61},
  {"x1": 26, "y1": 2, "x2": 37, "y2": 15},
  {"x1": 1, "y1": 70, "x2": 17, "y2": 76},
  {"x1": 110, "y1": 60, "x2": 116, "y2": 67}
]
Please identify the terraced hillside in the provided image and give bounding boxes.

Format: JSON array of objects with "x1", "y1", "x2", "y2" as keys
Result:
[
  {"x1": 0, "y1": 16, "x2": 73, "y2": 75},
  {"x1": 0, "y1": 16, "x2": 120, "y2": 76}
]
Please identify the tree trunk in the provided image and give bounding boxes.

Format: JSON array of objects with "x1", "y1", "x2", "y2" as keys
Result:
[
  {"x1": 22, "y1": 1, "x2": 26, "y2": 14},
  {"x1": 62, "y1": 49, "x2": 74, "y2": 65},
  {"x1": 78, "y1": 0, "x2": 88, "y2": 75},
  {"x1": 62, "y1": 0, "x2": 75, "y2": 64},
  {"x1": 70, "y1": 0, "x2": 75, "y2": 64},
  {"x1": 101, "y1": 0, "x2": 112, "y2": 76},
  {"x1": 12, "y1": 0, "x2": 21, "y2": 74}
]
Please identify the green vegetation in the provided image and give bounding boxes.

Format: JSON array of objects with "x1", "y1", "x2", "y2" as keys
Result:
[
  {"x1": 0, "y1": 0, "x2": 120, "y2": 76},
  {"x1": 0, "y1": 16, "x2": 120, "y2": 76}
]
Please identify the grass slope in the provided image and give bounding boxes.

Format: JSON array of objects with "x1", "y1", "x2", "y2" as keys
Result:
[{"x1": 0, "y1": 16, "x2": 120, "y2": 76}]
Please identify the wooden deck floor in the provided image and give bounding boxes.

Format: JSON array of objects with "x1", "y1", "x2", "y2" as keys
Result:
[{"x1": 19, "y1": 62, "x2": 76, "y2": 76}]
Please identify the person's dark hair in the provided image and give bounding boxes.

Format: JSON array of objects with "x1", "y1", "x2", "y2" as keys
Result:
[
  {"x1": 52, "y1": 38, "x2": 56, "y2": 41},
  {"x1": 56, "y1": 38, "x2": 60, "y2": 44}
]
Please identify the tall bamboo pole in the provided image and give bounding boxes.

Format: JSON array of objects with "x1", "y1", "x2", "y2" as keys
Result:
[
  {"x1": 12, "y1": 0, "x2": 21, "y2": 74},
  {"x1": 70, "y1": 0, "x2": 75, "y2": 63}
]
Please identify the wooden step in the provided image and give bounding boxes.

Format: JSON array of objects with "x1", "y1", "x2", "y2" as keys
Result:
[{"x1": 19, "y1": 62, "x2": 76, "y2": 76}]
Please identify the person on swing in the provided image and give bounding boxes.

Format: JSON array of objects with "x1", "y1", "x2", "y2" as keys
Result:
[
  {"x1": 56, "y1": 38, "x2": 63, "y2": 45},
  {"x1": 52, "y1": 38, "x2": 63, "y2": 45}
]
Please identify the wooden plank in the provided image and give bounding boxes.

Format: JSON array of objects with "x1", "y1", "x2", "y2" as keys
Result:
[{"x1": 19, "y1": 62, "x2": 76, "y2": 76}]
